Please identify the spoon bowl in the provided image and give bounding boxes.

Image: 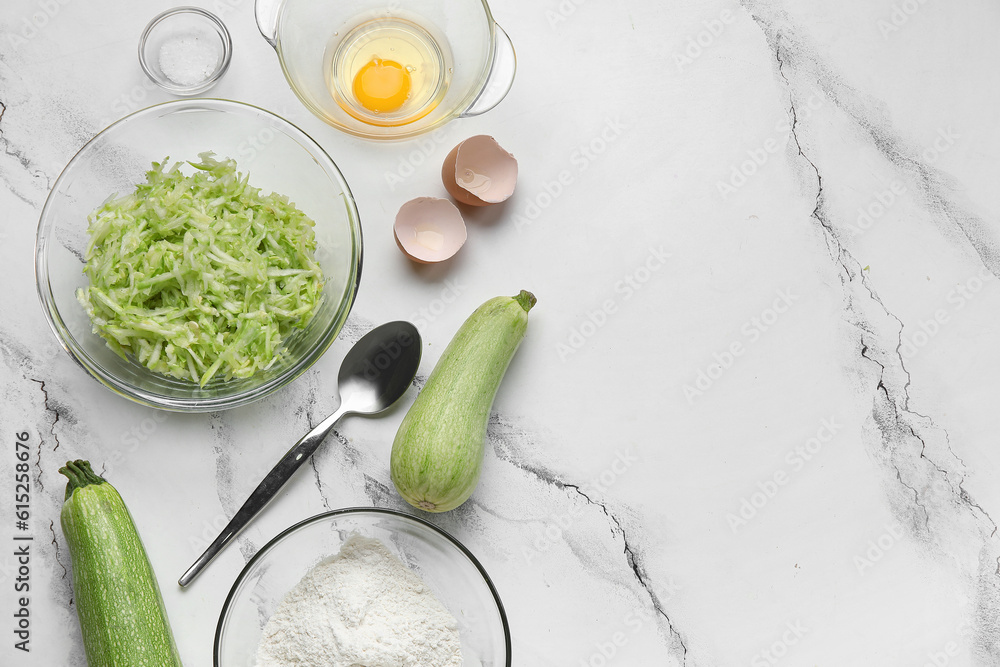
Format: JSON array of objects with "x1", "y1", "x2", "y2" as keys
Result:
[
  {"x1": 336, "y1": 323, "x2": 421, "y2": 414},
  {"x1": 179, "y1": 321, "x2": 421, "y2": 587}
]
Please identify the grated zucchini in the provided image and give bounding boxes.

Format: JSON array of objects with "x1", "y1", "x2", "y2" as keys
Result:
[{"x1": 76, "y1": 153, "x2": 325, "y2": 385}]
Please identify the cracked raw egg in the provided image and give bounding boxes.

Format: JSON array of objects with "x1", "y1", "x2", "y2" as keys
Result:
[
  {"x1": 353, "y1": 58, "x2": 411, "y2": 114},
  {"x1": 394, "y1": 197, "x2": 467, "y2": 263},
  {"x1": 442, "y1": 135, "x2": 518, "y2": 206}
]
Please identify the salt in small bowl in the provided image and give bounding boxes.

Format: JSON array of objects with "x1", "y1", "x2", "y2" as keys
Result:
[{"x1": 139, "y1": 7, "x2": 232, "y2": 96}]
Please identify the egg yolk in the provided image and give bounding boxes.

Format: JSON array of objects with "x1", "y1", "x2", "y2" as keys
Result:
[{"x1": 352, "y1": 58, "x2": 411, "y2": 114}]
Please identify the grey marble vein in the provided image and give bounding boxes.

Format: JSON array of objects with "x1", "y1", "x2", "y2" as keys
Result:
[{"x1": 740, "y1": 2, "x2": 1000, "y2": 660}]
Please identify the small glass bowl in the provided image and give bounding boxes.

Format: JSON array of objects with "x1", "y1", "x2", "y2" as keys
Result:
[
  {"x1": 139, "y1": 7, "x2": 232, "y2": 96},
  {"x1": 215, "y1": 508, "x2": 511, "y2": 666}
]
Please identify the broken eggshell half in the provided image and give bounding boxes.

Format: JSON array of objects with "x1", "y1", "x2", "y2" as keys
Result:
[
  {"x1": 442, "y1": 135, "x2": 518, "y2": 207},
  {"x1": 393, "y1": 197, "x2": 467, "y2": 263}
]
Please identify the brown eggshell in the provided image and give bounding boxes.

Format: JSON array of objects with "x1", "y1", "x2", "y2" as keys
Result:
[
  {"x1": 441, "y1": 135, "x2": 518, "y2": 206},
  {"x1": 393, "y1": 197, "x2": 467, "y2": 263}
]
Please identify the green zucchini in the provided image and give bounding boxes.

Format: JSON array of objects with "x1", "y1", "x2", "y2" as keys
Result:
[
  {"x1": 59, "y1": 460, "x2": 183, "y2": 667},
  {"x1": 391, "y1": 290, "x2": 536, "y2": 512}
]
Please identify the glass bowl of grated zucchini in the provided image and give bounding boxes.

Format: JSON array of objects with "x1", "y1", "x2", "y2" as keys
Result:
[{"x1": 35, "y1": 99, "x2": 362, "y2": 411}]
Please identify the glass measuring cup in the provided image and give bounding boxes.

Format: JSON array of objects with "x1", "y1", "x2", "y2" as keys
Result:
[{"x1": 255, "y1": 0, "x2": 516, "y2": 140}]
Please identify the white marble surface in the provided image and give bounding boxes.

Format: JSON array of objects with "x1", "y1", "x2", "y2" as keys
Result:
[{"x1": 3, "y1": 0, "x2": 1000, "y2": 665}]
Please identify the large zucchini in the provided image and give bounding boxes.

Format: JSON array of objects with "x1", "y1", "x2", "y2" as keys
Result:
[
  {"x1": 391, "y1": 290, "x2": 536, "y2": 512},
  {"x1": 59, "y1": 460, "x2": 182, "y2": 667}
]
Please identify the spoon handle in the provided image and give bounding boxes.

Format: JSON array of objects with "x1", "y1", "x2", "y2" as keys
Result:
[{"x1": 178, "y1": 405, "x2": 349, "y2": 587}]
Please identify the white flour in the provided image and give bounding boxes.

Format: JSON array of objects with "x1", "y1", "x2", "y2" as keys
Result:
[{"x1": 255, "y1": 534, "x2": 463, "y2": 667}]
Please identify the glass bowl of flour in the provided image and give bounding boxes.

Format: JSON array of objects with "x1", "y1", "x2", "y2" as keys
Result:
[{"x1": 215, "y1": 508, "x2": 511, "y2": 666}]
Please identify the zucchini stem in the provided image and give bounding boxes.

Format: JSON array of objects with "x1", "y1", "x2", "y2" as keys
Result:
[
  {"x1": 59, "y1": 460, "x2": 106, "y2": 501},
  {"x1": 513, "y1": 290, "x2": 537, "y2": 313}
]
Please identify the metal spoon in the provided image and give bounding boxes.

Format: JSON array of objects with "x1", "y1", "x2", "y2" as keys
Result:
[{"x1": 178, "y1": 321, "x2": 421, "y2": 587}]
